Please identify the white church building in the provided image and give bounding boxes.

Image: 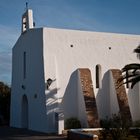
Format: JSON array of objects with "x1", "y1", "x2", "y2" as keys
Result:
[{"x1": 10, "y1": 9, "x2": 140, "y2": 134}]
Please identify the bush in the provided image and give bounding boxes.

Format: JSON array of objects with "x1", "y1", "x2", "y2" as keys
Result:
[
  {"x1": 100, "y1": 114, "x2": 131, "y2": 140},
  {"x1": 133, "y1": 120, "x2": 140, "y2": 127},
  {"x1": 0, "y1": 82, "x2": 11, "y2": 125},
  {"x1": 132, "y1": 120, "x2": 140, "y2": 139},
  {"x1": 65, "y1": 117, "x2": 81, "y2": 129}
]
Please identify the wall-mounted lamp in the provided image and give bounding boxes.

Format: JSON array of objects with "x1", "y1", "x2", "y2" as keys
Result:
[{"x1": 46, "y1": 78, "x2": 53, "y2": 90}]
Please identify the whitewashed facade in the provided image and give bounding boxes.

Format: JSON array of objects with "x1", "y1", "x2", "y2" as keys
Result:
[{"x1": 10, "y1": 9, "x2": 140, "y2": 134}]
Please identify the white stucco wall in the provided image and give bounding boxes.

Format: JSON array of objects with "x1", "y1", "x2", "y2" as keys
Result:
[
  {"x1": 11, "y1": 26, "x2": 140, "y2": 134},
  {"x1": 128, "y1": 83, "x2": 140, "y2": 121},
  {"x1": 43, "y1": 27, "x2": 140, "y2": 124},
  {"x1": 10, "y1": 28, "x2": 49, "y2": 133}
]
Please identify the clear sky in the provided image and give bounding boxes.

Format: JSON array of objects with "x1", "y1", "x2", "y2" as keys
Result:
[{"x1": 0, "y1": 0, "x2": 140, "y2": 84}]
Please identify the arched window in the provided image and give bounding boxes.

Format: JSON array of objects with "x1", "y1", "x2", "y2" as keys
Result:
[
  {"x1": 96, "y1": 64, "x2": 102, "y2": 88},
  {"x1": 23, "y1": 52, "x2": 26, "y2": 79}
]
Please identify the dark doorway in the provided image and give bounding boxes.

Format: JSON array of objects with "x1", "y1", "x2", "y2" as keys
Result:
[{"x1": 21, "y1": 95, "x2": 28, "y2": 128}]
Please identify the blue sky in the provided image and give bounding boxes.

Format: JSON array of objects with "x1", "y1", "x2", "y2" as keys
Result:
[{"x1": 0, "y1": 0, "x2": 140, "y2": 84}]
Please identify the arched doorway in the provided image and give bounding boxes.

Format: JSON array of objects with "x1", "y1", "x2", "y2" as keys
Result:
[{"x1": 21, "y1": 95, "x2": 28, "y2": 128}]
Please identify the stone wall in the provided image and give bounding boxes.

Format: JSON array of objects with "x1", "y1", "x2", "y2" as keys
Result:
[
  {"x1": 78, "y1": 69, "x2": 100, "y2": 128},
  {"x1": 110, "y1": 69, "x2": 132, "y2": 121}
]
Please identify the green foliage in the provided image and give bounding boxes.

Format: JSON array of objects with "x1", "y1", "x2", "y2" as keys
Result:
[
  {"x1": 65, "y1": 117, "x2": 81, "y2": 129},
  {"x1": 131, "y1": 129, "x2": 140, "y2": 139},
  {"x1": 118, "y1": 63, "x2": 140, "y2": 88},
  {"x1": 118, "y1": 45, "x2": 140, "y2": 89},
  {"x1": 0, "y1": 82, "x2": 11, "y2": 125},
  {"x1": 100, "y1": 114, "x2": 131, "y2": 140},
  {"x1": 133, "y1": 120, "x2": 140, "y2": 127}
]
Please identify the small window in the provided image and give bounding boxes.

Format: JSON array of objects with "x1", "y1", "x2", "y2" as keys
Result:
[
  {"x1": 70, "y1": 44, "x2": 73, "y2": 47},
  {"x1": 23, "y1": 52, "x2": 26, "y2": 79},
  {"x1": 96, "y1": 64, "x2": 102, "y2": 88}
]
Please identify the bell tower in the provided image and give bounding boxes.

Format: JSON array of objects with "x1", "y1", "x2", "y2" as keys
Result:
[{"x1": 21, "y1": 8, "x2": 34, "y2": 33}]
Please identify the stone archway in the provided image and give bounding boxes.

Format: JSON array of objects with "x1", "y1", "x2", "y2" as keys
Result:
[{"x1": 21, "y1": 95, "x2": 28, "y2": 128}]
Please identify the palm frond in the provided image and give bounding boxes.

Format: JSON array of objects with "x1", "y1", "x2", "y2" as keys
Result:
[
  {"x1": 131, "y1": 75, "x2": 140, "y2": 88},
  {"x1": 120, "y1": 76, "x2": 135, "y2": 87},
  {"x1": 118, "y1": 73, "x2": 139, "y2": 83},
  {"x1": 119, "y1": 45, "x2": 140, "y2": 89},
  {"x1": 118, "y1": 73, "x2": 140, "y2": 89},
  {"x1": 122, "y1": 63, "x2": 140, "y2": 72},
  {"x1": 117, "y1": 63, "x2": 140, "y2": 88}
]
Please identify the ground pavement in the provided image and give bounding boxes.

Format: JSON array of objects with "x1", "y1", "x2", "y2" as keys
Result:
[{"x1": 0, "y1": 126, "x2": 67, "y2": 140}]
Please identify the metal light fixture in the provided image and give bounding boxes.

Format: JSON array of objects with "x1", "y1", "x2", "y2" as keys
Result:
[{"x1": 46, "y1": 78, "x2": 53, "y2": 89}]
